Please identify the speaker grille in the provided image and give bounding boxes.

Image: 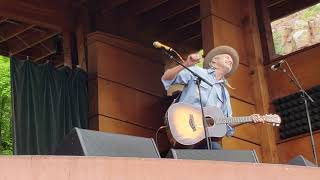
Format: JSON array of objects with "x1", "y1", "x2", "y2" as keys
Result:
[
  {"x1": 167, "y1": 149, "x2": 259, "y2": 163},
  {"x1": 55, "y1": 128, "x2": 160, "y2": 158}
]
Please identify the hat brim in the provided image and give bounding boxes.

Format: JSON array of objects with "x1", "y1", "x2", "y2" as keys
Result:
[{"x1": 203, "y1": 46, "x2": 239, "y2": 78}]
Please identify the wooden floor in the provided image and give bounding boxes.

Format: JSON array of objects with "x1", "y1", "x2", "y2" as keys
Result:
[{"x1": 0, "y1": 156, "x2": 319, "y2": 180}]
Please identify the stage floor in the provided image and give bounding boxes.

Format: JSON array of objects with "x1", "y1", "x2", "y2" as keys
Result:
[{"x1": 0, "y1": 156, "x2": 319, "y2": 180}]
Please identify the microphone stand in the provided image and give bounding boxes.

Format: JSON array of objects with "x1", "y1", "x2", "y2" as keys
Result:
[
  {"x1": 277, "y1": 61, "x2": 318, "y2": 166},
  {"x1": 161, "y1": 49, "x2": 213, "y2": 150}
]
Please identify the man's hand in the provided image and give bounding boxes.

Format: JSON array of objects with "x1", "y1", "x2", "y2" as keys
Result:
[
  {"x1": 251, "y1": 114, "x2": 265, "y2": 123},
  {"x1": 183, "y1": 53, "x2": 201, "y2": 67}
]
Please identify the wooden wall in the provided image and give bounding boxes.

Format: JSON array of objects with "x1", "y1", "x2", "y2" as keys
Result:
[
  {"x1": 87, "y1": 32, "x2": 170, "y2": 151},
  {"x1": 266, "y1": 45, "x2": 320, "y2": 164}
]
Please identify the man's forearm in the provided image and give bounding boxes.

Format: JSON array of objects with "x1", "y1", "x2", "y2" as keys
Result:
[{"x1": 162, "y1": 65, "x2": 185, "y2": 81}]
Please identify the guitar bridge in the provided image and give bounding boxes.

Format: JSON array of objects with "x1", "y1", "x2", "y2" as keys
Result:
[{"x1": 189, "y1": 114, "x2": 196, "y2": 132}]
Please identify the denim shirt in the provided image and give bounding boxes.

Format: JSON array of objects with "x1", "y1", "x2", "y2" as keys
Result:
[{"x1": 162, "y1": 66, "x2": 234, "y2": 136}]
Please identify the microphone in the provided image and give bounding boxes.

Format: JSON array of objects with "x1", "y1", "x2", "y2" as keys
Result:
[
  {"x1": 271, "y1": 60, "x2": 285, "y2": 71},
  {"x1": 153, "y1": 41, "x2": 173, "y2": 51}
]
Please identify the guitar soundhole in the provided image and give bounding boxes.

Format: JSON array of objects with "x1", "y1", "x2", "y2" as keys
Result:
[{"x1": 205, "y1": 117, "x2": 215, "y2": 126}]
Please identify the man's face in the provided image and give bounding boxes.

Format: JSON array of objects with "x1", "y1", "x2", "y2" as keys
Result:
[{"x1": 211, "y1": 54, "x2": 233, "y2": 73}]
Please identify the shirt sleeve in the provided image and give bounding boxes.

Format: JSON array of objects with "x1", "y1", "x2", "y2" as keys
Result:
[
  {"x1": 226, "y1": 124, "x2": 235, "y2": 137},
  {"x1": 161, "y1": 66, "x2": 196, "y2": 90}
]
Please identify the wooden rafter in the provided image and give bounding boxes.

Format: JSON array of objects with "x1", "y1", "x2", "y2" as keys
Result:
[
  {"x1": 0, "y1": 25, "x2": 35, "y2": 43},
  {"x1": 0, "y1": 18, "x2": 8, "y2": 24},
  {"x1": 10, "y1": 32, "x2": 59, "y2": 56},
  {"x1": 34, "y1": 51, "x2": 56, "y2": 62},
  {"x1": 153, "y1": 5, "x2": 199, "y2": 35},
  {"x1": 138, "y1": 0, "x2": 199, "y2": 24}
]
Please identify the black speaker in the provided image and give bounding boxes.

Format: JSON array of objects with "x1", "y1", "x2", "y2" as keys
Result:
[
  {"x1": 288, "y1": 155, "x2": 317, "y2": 167},
  {"x1": 166, "y1": 149, "x2": 259, "y2": 163},
  {"x1": 54, "y1": 128, "x2": 160, "y2": 158}
]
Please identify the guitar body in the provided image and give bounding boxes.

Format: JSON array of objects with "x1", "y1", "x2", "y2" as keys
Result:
[
  {"x1": 166, "y1": 103, "x2": 227, "y2": 148},
  {"x1": 165, "y1": 103, "x2": 281, "y2": 148}
]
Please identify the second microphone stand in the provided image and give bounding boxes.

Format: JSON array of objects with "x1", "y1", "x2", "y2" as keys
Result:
[
  {"x1": 162, "y1": 49, "x2": 213, "y2": 149},
  {"x1": 278, "y1": 61, "x2": 318, "y2": 166}
]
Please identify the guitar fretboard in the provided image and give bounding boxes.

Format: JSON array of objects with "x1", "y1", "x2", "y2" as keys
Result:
[{"x1": 215, "y1": 116, "x2": 253, "y2": 124}]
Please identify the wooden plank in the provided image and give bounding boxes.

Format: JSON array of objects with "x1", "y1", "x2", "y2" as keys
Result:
[
  {"x1": 88, "y1": 79, "x2": 98, "y2": 117},
  {"x1": 155, "y1": 5, "x2": 199, "y2": 36},
  {"x1": 269, "y1": 0, "x2": 320, "y2": 21},
  {"x1": 255, "y1": 0, "x2": 277, "y2": 64},
  {"x1": 213, "y1": 17, "x2": 248, "y2": 65},
  {"x1": 138, "y1": 0, "x2": 199, "y2": 25},
  {"x1": 230, "y1": 97, "x2": 260, "y2": 144},
  {"x1": 231, "y1": 97, "x2": 256, "y2": 116},
  {"x1": 277, "y1": 132, "x2": 320, "y2": 164},
  {"x1": 266, "y1": 45, "x2": 320, "y2": 101},
  {"x1": 91, "y1": 36, "x2": 165, "y2": 97},
  {"x1": 222, "y1": 136, "x2": 262, "y2": 161},
  {"x1": 211, "y1": 0, "x2": 242, "y2": 26},
  {"x1": 228, "y1": 64, "x2": 255, "y2": 104},
  {"x1": 97, "y1": 78, "x2": 167, "y2": 130},
  {"x1": 98, "y1": 115, "x2": 171, "y2": 151},
  {"x1": 0, "y1": 0, "x2": 73, "y2": 31},
  {"x1": 10, "y1": 32, "x2": 58, "y2": 56}
]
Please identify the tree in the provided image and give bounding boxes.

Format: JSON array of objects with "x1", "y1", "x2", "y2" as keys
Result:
[{"x1": 0, "y1": 55, "x2": 12, "y2": 155}]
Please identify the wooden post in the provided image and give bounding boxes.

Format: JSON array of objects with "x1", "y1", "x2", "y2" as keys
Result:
[
  {"x1": 200, "y1": 0, "x2": 215, "y2": 54},
  {"x1": 242, "y1": 0, "x2": 279, "y2": 163}
]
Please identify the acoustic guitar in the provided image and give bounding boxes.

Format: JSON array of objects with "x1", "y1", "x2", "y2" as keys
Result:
[{"x1": 165, "y1": 102, "x2": 281, "y2": 148}]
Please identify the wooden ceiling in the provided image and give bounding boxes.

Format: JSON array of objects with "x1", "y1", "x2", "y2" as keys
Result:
[
  {"x1": 267, "y1": 0, "x2": 320, "y2": 21},
  {"x1": 94, "y1": 0, "x2": 202, "y2": 51},
  {"x1": 0, "y1": 16, "x2": 63, "y2": 66},
  {"x1": 1, "y1": 0, "x2": 318, "y2": 66}
]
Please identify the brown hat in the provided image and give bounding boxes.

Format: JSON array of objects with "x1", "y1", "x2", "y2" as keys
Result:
[{"x1": 203, "y1": 46, "x2": 239, "y2": 78}]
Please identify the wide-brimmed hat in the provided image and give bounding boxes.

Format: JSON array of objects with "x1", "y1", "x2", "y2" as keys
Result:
[{"x1": 203, "y1": 46, "x2": 239, "y2": 78}]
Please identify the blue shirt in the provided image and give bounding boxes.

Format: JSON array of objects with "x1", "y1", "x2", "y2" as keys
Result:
[{"x1": 162, "y1": 66, "x2": 234, "y2": 136}]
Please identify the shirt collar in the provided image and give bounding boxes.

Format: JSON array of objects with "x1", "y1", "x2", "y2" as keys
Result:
[{"x1": 207, "y1": 68, "x2": 226, "y2": 83}]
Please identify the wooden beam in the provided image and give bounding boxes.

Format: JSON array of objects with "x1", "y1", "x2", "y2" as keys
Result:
[
  {"x1": 255, "y1": 0, "x2": 277, "y2": 64},
  {"x1": 0, "y1": 17, "x2": 8, "y2": 24},
  {"x1": 0, "y1": 25, "x2": 35, "y2": 43},
  {"x1": 138, "y1": 0, "x2": 199, "y2": 25},
  {"x1": 269, "y1": 0, "x2": 320, "y2": 21},
  {"x1": 162, "y1": 20, "x2": 201, "y2": 43},
  {"x1": 0, "y1": 1, "x2": 74, "y2": 31},
  {"x1": 154, "y1": 5, "x2": 199, "y2": 36},
  {"x1": 10, "y1": 32, "x2": 59, "y2": 56},
  {"x1": 105, "y1": 0, "x2": 167, "y2": 16},
  {"x1": 34, "y1": 51, "x2": 56, "y2": 62},
  {"x1": 200, "y1": 0, "x2": 215, "y2": 54},
  {"x1": 135, "y1": 0, "x2": 169, "y2": 15},
  {"x1": 243, "y1": 0, "x2": 279, "y2": 163}
]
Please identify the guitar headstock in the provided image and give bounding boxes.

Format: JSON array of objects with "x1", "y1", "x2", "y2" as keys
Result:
[{"x1": 261, "y1": 114, "x2": 281, "y2": 126}]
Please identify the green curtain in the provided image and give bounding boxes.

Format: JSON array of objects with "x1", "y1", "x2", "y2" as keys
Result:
[{"x1": 10, "y1": 58, "x2": 88, "y2": 155}]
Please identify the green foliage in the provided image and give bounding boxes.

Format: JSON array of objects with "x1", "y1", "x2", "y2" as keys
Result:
[
  {"x1": 0, "y1": 55, "x2": 12, "y2": 155},
  {"x1": 272, "y1": 30, "x2": 285, "y2": 55},
  {"x1": 195, "y1": 49, "x2": 204, "y2": 68},
  {"x1": 301, "y1": 3, "x2": 320, "y2": 21}
]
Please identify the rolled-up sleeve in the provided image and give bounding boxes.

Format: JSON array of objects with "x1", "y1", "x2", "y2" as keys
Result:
[
  {"x1": 161, "y1": 67, "x2": 195, "y2": 90},
  {"x1": 226, "y1": 124, "x2": 235, "y2": 137}
]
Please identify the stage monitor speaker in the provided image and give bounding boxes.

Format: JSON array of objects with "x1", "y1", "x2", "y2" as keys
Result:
[
  {"x1": 288, "y1": 155, "x2": 317, "y2": 167},
  {"x1": 54, "y1": 128, "x2": 160, "y2": 158},
  {"x1": 166, "y1": 149, "x2": 259, "y2": 163}
]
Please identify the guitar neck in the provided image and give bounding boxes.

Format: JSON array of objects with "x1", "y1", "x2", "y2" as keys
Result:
[{"x1": 215, "y1": 116, "x2": 253, "y2": 124}]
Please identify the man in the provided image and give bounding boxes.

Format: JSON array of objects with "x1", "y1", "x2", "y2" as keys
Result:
[{"x1": 162, "y1": 46, "x2": 260, "y2": 149}]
